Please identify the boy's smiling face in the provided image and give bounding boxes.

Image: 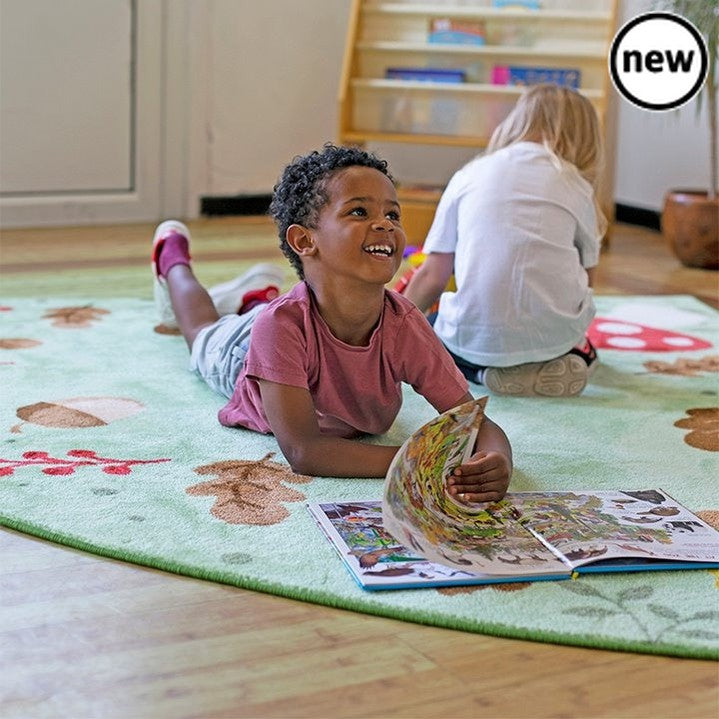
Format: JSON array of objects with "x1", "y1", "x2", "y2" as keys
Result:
[{"x1": 298, "y1": 166, "x2": 406, "y2": 287}]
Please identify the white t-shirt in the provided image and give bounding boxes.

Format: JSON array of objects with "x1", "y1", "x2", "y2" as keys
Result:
[{"x1": 424, "y1": 141, "x2": 601, "y2": 367}]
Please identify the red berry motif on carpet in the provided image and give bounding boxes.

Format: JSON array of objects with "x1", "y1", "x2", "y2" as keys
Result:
[{"x1": 0, "y1": 449, "x2": 170, "y2": 476}]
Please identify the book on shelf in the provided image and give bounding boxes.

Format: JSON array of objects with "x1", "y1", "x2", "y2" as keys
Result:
[
  {"x1": 381, "y1": 68, "x2": 463, "y2": 134},
  {"x1": 428, "y1": 18, "x2": 486, "y2": 46},
  {"x1": 492, "y1": 65, "x2": 581, "y2": 89},
  {"x1": 493, "y1": 0, "x2": 541, "y2": 9},
  {"x1": 385, "y1": 67, "x2": 465, "y2": 84},
  {"x1": 307, "y1": 399, "x2": 719, "y2": 591}
]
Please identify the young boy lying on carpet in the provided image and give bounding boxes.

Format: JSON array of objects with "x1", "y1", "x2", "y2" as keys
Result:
[{"x1": 152, "y1": 144, "x2": 512, "y2": 499}]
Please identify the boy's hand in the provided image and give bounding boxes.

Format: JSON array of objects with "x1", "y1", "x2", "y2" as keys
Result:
[{"x1": 446, "y1": 451, "x2": 511, "y2": 505}]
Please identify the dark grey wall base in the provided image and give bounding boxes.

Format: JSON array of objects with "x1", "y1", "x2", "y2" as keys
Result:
[
  {"x1": 201, "y1": 194, "x2": 272, "y2": 216},
  {"x1": 615, "y1": 203, "x2": 661, "y2": 231},
  {"x1": 200, "y1": 195, "x2": 662, "y2": 233}
]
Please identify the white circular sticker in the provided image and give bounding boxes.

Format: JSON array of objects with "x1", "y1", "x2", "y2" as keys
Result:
[{"x1": 609, "y1": 12, "x2": 708, "y2": 111}]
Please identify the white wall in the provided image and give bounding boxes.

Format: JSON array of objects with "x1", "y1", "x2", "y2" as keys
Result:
[
  {"x1": 0, "y1": 0, "x2": 132, "y2": 194},
  {"x1": 0, "y1": 0, "x2": 165, "y2": 227},
  {"x1": 1, "y1": 0, "x2": 713, "y2": 226},
  {"x1": 191, "y1": 0, "x2": 353, "y2": 198},
  {"x1": 198, "y1": 0, "x2": 714, "y2": 214},
  {"x1": 190, "y1": 0, "x2": 479, "y2": 203},
  {"x1": 612, "y1": 0, "x2": 715, "y2": 211}
]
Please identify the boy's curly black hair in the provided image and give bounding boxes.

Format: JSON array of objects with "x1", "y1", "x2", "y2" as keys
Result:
[{"x1": 269, "y1": 143, "x2": 394, "y2": 279}]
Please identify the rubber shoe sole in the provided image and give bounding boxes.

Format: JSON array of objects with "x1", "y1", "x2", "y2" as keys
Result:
[{"x1": 483, "y1": 355, "x2": 589, "y2": 397}]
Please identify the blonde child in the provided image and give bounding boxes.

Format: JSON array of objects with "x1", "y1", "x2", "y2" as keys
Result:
[
  {"x1": 152, "y1": 144, "x2": 512, "y2": 501},
  {"x1": 404, "y1": 84, "x2": 606, "y2": 397}
]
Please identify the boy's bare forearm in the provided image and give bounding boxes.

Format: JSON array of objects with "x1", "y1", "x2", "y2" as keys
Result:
[
  {"x1": 286, "y1": 418, "x2": 510, "y2": 480},
  {"x1": 283, "y1": 436, "x2": 400, "y2": 478}
]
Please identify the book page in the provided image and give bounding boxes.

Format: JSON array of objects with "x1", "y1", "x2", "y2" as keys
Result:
[
  {"x1": 308, "y1": 501, "x2": 511, "y2": 589},
  {"x1": 513, "y1": 490, "x2": 719, "y2": 568},
  {"x1": 382, "y1": 398, "x2": 568, "y2": 577}
]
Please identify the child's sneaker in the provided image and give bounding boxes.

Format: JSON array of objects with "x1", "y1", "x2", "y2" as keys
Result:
[
  {"x1": 208, "y1": 263, "x2": 285, "y2": 316},
  {"x1": 151, "y1": 220, "x2": 192, "y2": 330},
  {"x1": 238, "y1": 284, "x2": 281, "y2": 314},
  {"x1": 569, "y1": 337, "x2": 599, "y2": 377},
  {"x1": 483, "y1": 355, "x2": 589, "y2": 397}
]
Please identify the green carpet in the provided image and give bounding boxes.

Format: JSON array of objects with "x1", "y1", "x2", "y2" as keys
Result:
[{"x1": 1, "y1": 294, "x2": 718, "y2": 659}]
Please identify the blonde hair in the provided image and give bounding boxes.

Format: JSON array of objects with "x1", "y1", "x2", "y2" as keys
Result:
[
  {"x1": 488, "y1": 84, "x2": 603, "y2": 185},
  {"x1": 486, "y1": 83, "x2": 606, "y2": 235}
]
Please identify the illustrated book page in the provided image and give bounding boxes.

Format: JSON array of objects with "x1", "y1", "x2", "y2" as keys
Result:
[
  {"x1": 307, "y1": 500, "x2": 567, "y2": 590},
  {"x1": 512, "y1": 489, "x2": 719, "y2": 571},
  {"x1": 381, "y1": 398, "x2": 569, "y2": 578},
  {"x1": 381, "y1": 398, "x2": 719, "y2": 578}
]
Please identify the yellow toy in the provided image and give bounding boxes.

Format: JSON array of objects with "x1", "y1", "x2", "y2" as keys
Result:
[{"x1": 394, "y1": 246, "x2": 456, "y2": 302}]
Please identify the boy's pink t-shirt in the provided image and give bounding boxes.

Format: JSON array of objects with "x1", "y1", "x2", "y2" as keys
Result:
[{"x1": 218, "y1": 282, "x2": 468, "y2": 438}]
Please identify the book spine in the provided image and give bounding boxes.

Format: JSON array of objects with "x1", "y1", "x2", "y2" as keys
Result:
[
  {"x1": 385, "y1": 67, "x2": 466, "y2": 83},
  {"x1": 493, "y1": 0, "x2": 541, "y2": 9},
  {"x1": 492, "y1": 65, "x2": 581, "y2": 89}
]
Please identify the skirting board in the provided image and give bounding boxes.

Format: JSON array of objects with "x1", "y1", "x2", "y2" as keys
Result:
[{"x1": 200, "y1": 195, "x2": 662, "y2": 235}]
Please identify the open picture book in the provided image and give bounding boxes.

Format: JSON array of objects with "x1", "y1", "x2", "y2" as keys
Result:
[{"x1": 307, "y1": 399, "x2": 719, "y2": 590}]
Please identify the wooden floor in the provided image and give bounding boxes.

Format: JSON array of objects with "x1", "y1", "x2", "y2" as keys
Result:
[{"x1": 1, "y1": 219, "x2": 718, "y2": 719}]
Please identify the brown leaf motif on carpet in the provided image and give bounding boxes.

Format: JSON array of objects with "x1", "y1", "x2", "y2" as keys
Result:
[
  {"x1": 673, "y1": 408, "x2": 719, "y2": 451},
  {"x1": 0, "y1": 338, "x2": 42, "y2": 349},
  {"x1": 42, "y1": 305, "x2": 110, "y2": 328},
  {"x1": 437, "y1": 582, "x2": 532, "y2": 596},
  {"x1": 11, "y1": 396, "x2": 144, "y2": 433},
  {"x1": 644, "y1": 355, "x2": 719, "y2": 377},
  {"x1": 187, "y1": 452, "x2": 313, "y2": 526},
  {"x1": 153, "y1": 323, "x2": 182, "y2": 335},
  {"x1": 696, "y1": 510, "x2": 719, "y2": 531}
]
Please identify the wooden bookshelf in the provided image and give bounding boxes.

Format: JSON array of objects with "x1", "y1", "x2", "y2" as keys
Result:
[{"x1": 338, "y1": 0, "x2": 618, "y2": 243}]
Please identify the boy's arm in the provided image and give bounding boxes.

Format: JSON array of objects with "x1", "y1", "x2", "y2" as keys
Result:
[
  {"x1": 258, "y1": 379, "x2": 399, "y2": 477},
  {"x1": 402, "y1": 252, "x2": 455, "y2": 312},
  {"x1": 446, "y1": 391, "x2": 513, "y2": 503}
]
